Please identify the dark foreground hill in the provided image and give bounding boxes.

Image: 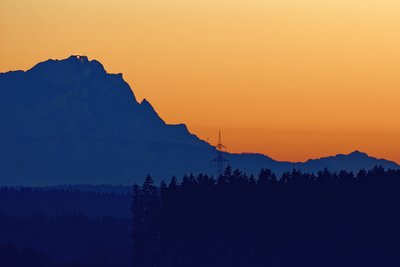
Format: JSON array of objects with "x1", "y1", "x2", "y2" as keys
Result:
[
  {"x1": 0, "y1": 56, "x2": 398, "y2": 185},
  {"x1": 0, "y1": 187, "x2": 132, "y2": 267}
]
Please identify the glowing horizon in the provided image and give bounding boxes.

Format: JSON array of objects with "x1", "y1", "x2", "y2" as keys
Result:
[{"x1": 1, "y1": 0, "x2": 400, "y2": 163}]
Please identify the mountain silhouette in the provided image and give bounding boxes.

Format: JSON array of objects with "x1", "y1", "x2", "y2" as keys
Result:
[{"x1": 0, "y1": 56, "x2": 398, "y2": 185}]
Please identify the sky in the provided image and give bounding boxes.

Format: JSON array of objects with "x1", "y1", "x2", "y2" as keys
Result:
[{"x1": 1, "y1": 0, "x2": 400, "y2": 162}]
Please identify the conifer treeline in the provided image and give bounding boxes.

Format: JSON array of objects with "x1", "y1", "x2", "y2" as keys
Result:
[{"x1": 132, "y1": 166, "x2": 400, "y2": 267}]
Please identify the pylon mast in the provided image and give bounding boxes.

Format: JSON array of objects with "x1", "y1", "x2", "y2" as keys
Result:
[{"x1": 212, "y1": 131, "x2": 228, "y2": 177}]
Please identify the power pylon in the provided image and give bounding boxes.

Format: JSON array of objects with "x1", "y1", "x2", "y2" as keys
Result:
[{"x1": 212, "y1": 132, "x2": 229, "y2": 177}]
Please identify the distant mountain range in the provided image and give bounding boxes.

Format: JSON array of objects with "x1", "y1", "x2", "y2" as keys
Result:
[{"x1": 0, "y1": 56, "x2": 398, "y2": 185}]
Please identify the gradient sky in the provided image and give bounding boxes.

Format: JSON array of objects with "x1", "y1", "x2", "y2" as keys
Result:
[{"x1": 1, "y1": 0, "x2": 400, "y2": 162}]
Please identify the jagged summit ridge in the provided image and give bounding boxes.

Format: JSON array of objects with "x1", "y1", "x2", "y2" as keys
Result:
[
  {"x1": 31, "y1": 55, "x2": 107, "y2": 76},
  {"x1": 0, "y1": 56, "x2": 214, "y2": 185}
]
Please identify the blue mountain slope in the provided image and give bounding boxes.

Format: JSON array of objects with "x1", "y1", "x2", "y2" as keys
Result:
[
  {"x1": 292, "y1": 150, "x2": 399, "y2": 173},
  {"x1": 0, "y1": 56, "x2": 398, "y2": 185}
]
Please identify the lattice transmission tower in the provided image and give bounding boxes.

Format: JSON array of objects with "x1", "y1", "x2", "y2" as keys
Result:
[{"x1": 212, "y1": 132, "x2": 229, "y2": 177}]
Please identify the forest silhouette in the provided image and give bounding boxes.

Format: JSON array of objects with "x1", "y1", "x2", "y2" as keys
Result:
[
  {"x1": 132, "y1": 166, "x2": 400, "y2": 267},
  {"x1": 1, "y1": 166, "x2": 400, "y2": 266}
]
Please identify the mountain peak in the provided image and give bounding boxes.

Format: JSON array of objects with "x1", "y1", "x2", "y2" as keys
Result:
[
  {"x1": 29, "y1": 55, "x2": 106, "y2": 77},
  {"x1": 68, "y1": 55, "x2": 89, "y2": 63},
  {"x1": 139, "y1": 98, "x2": 165, "y2": 124},
  {"x1": 350, "y1": 150, "x2": 365, "y2": 155},
  {"x1": 348, "y1": 150, "x2": 368, "y2": 157},
  {"x1": 140, "y1": 98, "x2": 155, "y2": 112},
  {"x1": 140, "y1": 98, "x2": 152, "y2": 106}
]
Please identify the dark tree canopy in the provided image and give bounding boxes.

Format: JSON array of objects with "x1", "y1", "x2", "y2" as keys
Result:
[{"x1": 132, "y1": 166, "x2": 400, "y2": 267}]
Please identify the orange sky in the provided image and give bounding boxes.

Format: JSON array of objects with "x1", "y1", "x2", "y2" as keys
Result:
[{"x1": 1, "y1": 0, "x2": 400, "y2": 162}]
